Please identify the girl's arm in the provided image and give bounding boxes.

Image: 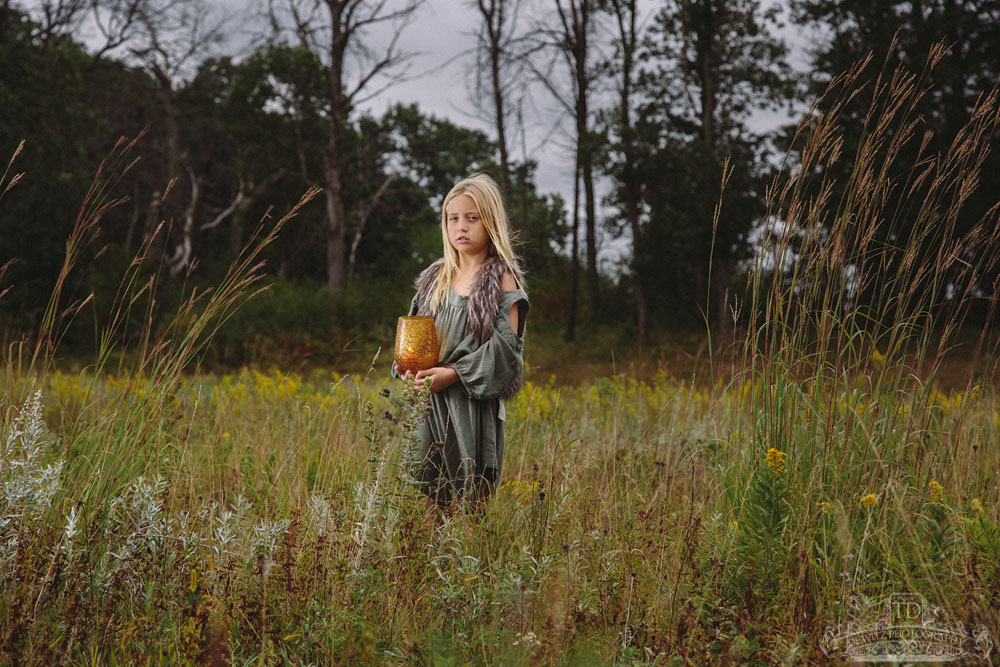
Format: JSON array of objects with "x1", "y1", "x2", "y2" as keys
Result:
[{"x1": 502, "y1": 270, "x2": 520, "y2": 335}]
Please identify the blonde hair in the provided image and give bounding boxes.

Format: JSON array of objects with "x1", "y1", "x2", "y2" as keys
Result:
[{"x1": 427, "y1": 174, "x2": 522, "y2": 314}]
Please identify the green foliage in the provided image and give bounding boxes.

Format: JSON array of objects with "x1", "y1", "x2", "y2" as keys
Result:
[
  {"x1": 964, "y1": 508, "x2": 1000, "y2": 583},
  {"x1": 210, "y1": 276, "x2": 409, "y2": 367},
  {"x1": 729, "y1": 450, "x2": 791, "y2": 597},
  {"x1": 0, "y1": 8, "x2": 96, "y2": 323},
  {"x1": 383, "y1": 103, "x2": 496, "y2": 199},
  {"x1": 604, "y1": 0, "x2": 793, "y2": 330}
]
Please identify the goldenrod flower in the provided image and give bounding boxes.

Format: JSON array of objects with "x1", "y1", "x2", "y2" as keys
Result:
[
  {"x1": 818, "y1": 501, "x2": 830, "y2": 515},
  {"x1": 498, "y1": 480, "x2": 540, "y2": 506},
  {"x1": 764, "y1": 448, "x2": 787, "y2": 473},
  {"x1": 860, "y1": 493, "x2": 878, "y2": 508},
  {"x1": 928, "y1": 480, "x2": 944, "y2": 502},
  {"x1": 971, "y1": 499, "x2": 984, "y2": 516}
]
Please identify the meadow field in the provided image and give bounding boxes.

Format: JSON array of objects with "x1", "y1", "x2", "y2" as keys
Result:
[
  {"x1": 3, "y1": 46, "x2": 1000, "y2": 666},
  {"x1": 2, "y1": 332, "x2": 999, "y2": 664}
]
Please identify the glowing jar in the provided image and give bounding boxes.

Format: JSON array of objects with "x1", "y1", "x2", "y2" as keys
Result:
[{"x1": 394, "y1": 316, "x2": 439, "y2": 373}]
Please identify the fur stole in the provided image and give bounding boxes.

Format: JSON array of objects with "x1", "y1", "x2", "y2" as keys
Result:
[{"x1": 414, "y1": 256, "x2": 525, "y2": 400}]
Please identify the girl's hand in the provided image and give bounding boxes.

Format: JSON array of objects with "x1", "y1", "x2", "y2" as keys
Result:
[{"x1": 414, "y1": 366, "x2": 458, "y2": 394}]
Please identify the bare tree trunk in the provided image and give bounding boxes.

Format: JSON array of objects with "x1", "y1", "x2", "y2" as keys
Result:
[
  {"x1": 700, "y1": 49, "x2": 716, "y2": 148},
  {"x1": 274, "y1": 0, "x2": 421, "y2": 292},
  {"x1": 572, "y1": 0, "x2": 598, "y2": 315},
  {"x1": 167, "y1": 166, "x2": 199, "y2": 275},
  {"x1": 348, "y1": 174, "x2": 395, "y2": 278},
  {"x1": 125, "y1": 181, "x2": 142, "y2": 253},
  {"x1": 151, "y1": 75, "x2": 179, "y2": 182},
  {"x1": 485, "y1": 0, "x2": 510, "y2": 195},
  {"x1": 566, "y1": 162, "x2": 580, "y2": 342},
  {"x1": 518, "y1": 103, "x2": 528, "y2": 224},
  {"x1": 611, "y1": 0, "x2": 646, "y2": 346},
  {"x1": 324, "y1": 150, "x2": 347, "y2": 291},
  {"x1": 475, "y1": 0, "x2": 527, "y2": 198},
  {"x1": 696, "y1": 4, "x2": 728, "y2": 342},
  {"x1": 554, "y1": 0, "x2": 599, "y2": 316},
  {"x1": 323, "y1": 1, "x2": 348, "y2": 292},
  {"x1": 582, "y1": 147, "x2": 597, "y2": 313}
]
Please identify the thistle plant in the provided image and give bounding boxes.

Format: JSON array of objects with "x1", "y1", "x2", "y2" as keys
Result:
[
  {"x1": 351, "y1": 368, "x2": 431, "y2": 573},
  {"x1": 391, "y1": 372, "x2": 434, "y2": 485}
]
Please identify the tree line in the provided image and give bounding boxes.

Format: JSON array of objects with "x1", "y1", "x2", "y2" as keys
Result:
[{"x1": 1, "y1": 0, "x2": 997, "y2": 359}]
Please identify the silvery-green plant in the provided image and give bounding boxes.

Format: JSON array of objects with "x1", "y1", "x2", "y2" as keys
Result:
[
  {"x1": 1, "y1": 390, "x2": 65, "y2": 574},
  {"x1": 250, "y1": 518, "x2": 291, "y2": 580},
  {"x1": 94, "y1": 474, "x2": 170, "y2": 596},
  {"x1": 307, "y1": 492, "x2": 332, "y2": 536}
]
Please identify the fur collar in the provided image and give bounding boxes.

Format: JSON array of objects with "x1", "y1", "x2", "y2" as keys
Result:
[
  {"x1": 414, "y1": 256, "x2": 523, "y2": 344},
  {"x1": 414, "y1": 256, "x2": 525, "y2": 401}
]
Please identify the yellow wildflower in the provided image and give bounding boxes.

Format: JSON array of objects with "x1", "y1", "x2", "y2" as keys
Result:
[
  {"x1": 971, "y1": 499, "x2": 984, "y2": 516},
  {"x1": 928, "y1": 388, "x2": 949, "y2": 410},
  {"x1": 818, "y1": 501, "x2": 830, "y2": 515},
  {"x1": 764, "y1": 448, "x2": 787, "y2": 473},
  {"x1": 928, "y1": 480, "x2": 944, "y2": 502},
  {"x1": 498, "y1": 480, "x2": 540, "y2": 506},
  {"x1": 860, "y1": 493, "x2": 878, "y2": 508}
]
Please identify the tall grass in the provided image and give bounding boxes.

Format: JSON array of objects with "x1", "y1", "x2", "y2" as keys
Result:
[
  {"x1": 708, "y1": 38, "x2": 1000, "y2": 656},
  {"x1": 2, "y1": 44, "x2": 999, "y2": 664}
]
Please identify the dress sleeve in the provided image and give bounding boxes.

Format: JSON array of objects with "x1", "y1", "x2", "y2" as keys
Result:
[
  {"x1": 390, "y1": 293, "x2": 420, "y2": 380},
  {"x1": 449, "y1": 290, "x2": 529, "y2": 401}
]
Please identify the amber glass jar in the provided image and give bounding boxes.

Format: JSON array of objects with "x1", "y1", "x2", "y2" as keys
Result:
[{"x1": 394, "y1": 316, "x2": 439, "y2": 373}]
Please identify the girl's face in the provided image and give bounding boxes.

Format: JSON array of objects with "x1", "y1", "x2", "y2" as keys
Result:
[{"x1": 446, "y1": 194, "x2": 491, "y2": 259}]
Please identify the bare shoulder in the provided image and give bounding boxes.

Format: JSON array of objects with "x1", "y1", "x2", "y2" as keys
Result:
[{"x1": 501, "y1": 270, "x2": 518, "y2": 291}]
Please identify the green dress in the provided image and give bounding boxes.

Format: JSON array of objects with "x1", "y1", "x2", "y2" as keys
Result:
[{"x1": 399, "y1": 286, "x2": 529, "y2": 506}]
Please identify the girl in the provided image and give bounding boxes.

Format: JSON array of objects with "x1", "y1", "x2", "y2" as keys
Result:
[{"x1": 395, "y1": 174, "x2": 528, "y2": 512}]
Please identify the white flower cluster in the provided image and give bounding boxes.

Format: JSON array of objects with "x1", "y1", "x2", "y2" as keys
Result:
[{"x1": 1, "y1": 390, "x2": 65, "y2": 574}]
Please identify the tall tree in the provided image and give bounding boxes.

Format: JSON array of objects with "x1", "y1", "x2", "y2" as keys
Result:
[
  {"x1": 638, "y1": 0, "x2": 791, "y2": 338},
  {"x1": 470, "y1": 0, "x2": 532, "y2": 198},
  {"x1": 268, "y1": 0, "x2": 422, "y2": 292},
  {"x1": 532, "y1": 0, "x2": 603, "y2": 339},
  {"x1": 602, "y1": 0, "x2": 648, "y2": 345},
  {"x1": 0, "y1": 6, "x2": 94, "y2": 324}
]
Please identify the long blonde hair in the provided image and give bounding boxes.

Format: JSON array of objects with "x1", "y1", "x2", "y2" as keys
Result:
[{"x1": 426, "y1": 174, "x2": 523, "y2": 313}]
